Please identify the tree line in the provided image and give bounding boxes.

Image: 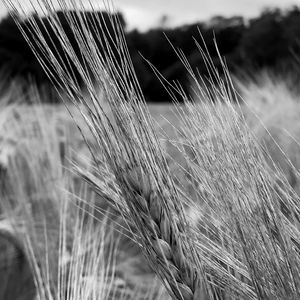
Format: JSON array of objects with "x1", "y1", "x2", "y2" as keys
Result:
[{"x1": 0, "y1": 6, "x2": 300, "y2": 103}]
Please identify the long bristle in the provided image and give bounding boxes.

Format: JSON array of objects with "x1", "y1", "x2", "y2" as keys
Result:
[{"x1": 3, "y1": 0, "x2": 300, "y2": 299}]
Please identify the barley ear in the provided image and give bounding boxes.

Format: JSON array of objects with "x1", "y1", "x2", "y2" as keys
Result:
[{"x1": 123, "y1": 166, "x2": 211, "y2": 300}]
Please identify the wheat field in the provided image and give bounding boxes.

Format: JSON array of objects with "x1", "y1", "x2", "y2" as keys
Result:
[{"x1": 1, "y1": 0, "x2": 300, "y2": 299}]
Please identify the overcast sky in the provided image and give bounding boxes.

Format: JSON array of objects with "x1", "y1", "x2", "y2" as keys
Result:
[
  {"x1": 114, "y1": 0, "x2": 300, "y2": 30},
  {"x1": 1, "y1": 0, "x2": 300, "y2": 31}
]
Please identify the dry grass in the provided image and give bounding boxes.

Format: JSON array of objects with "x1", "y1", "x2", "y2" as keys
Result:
[
  {"x1": 0, "y1": 87, "x2": 168, "y2": 299},
  {"x1": 2, "y1": 0, "x2": 300, "y2": 299},
  {"x1": 236, "y1": 71, "x2": 300, "y2": 195}
]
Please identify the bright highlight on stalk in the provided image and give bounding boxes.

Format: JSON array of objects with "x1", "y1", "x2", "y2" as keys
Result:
[{"x1": 2, "y1": 0, "x2": 300, "y2": 299}]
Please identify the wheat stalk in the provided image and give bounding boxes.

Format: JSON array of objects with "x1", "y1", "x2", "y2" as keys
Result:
[
  {"x1": 2, "y1": 1, "x2": 214, "y2": 298},
  {"x1": 5, "y1": 0, "x2": 300, "y2": 299}
]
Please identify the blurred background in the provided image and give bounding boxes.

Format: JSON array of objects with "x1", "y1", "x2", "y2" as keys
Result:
[
  {"x1": 1, "y1": 1, "x2": 300, "y2": 299},
  {"x1": 1, "y1": 0, "x2": 300, "y2": 103}
]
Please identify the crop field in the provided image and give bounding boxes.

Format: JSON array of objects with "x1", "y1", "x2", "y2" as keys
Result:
[{"x1": 1, "y1": 0, "x2": 300, "y2": 300}]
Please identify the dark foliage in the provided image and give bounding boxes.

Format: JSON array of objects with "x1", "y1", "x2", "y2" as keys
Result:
[
  {"x1": 0, "y1": 232, "x2": 35, "y2": 300},
  {"x1": 0, "y1": 10, "x2": 126, "y2": 101},
  {"x1": 0, "y1": 6, "x2": 300, "y2": 102}
]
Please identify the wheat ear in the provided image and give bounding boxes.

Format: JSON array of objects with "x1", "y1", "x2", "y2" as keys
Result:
[
  {"x1": 3, "y1": 1, "x2": 213, "y2": 298},
  {"x1": 114, "y1": 165, "x2": 210, "y2": 300}
]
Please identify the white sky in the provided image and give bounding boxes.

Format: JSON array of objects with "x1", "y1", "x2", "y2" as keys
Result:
[
  {"x1": 114, "y1": 0, "x2": 300, "y2": 30},
  {"x1": 1, "y1": 0, "x2": 300, "y2": 31}
]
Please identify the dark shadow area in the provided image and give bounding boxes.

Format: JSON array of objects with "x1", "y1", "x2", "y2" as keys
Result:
[
  {"x1": 0, "y1": 6, "x2": 300, "y2": 102},
  {"x1": 0, "y1": 231, "x2": 36, "y2": 300}
]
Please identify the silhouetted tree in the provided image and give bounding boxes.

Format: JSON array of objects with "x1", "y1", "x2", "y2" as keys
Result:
[{"x1": 1, "y1": 6, "x2": 300, "y2": 103}]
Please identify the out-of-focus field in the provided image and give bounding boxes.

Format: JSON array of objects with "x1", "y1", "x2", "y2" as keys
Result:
[
  {"x1": 1, "y1": 72, "x2": 300, "y2": 299},
  {"x1": 0, "y1": 101, "x2": 188, "y2": 300}
]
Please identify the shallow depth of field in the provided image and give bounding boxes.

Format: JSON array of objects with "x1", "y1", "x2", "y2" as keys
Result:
[{"x1": 1, "y1": 1, "x2": 300, "y2": 300}]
